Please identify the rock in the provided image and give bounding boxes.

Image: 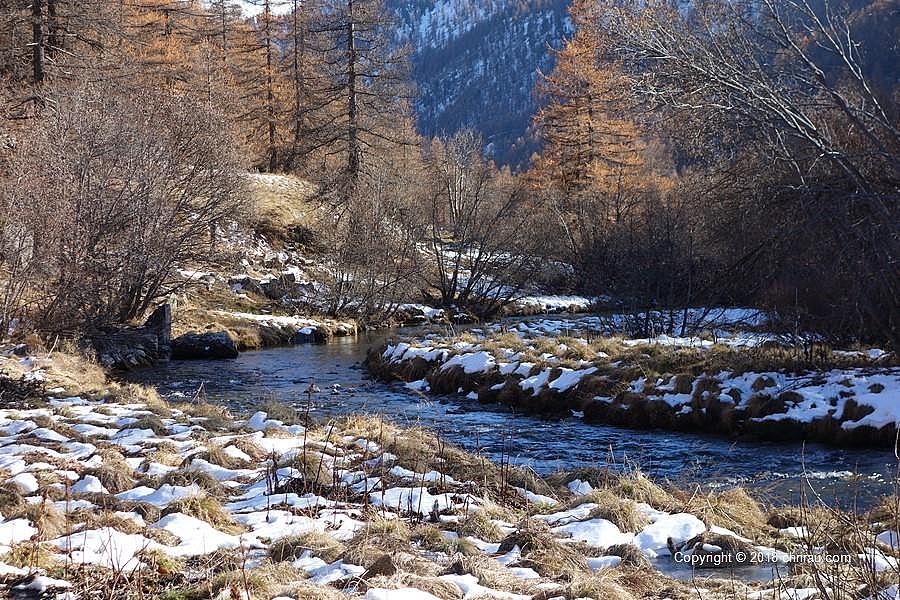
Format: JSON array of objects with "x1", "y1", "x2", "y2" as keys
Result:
[
  {"x1": 171, "y1": 331, "x2": 239, "y2": 360},
  {"x1": 362, "y1": 554, "x2": 396, "y2": 579},
  {"x1": 91, "y1": 304, "x2": 172, "y2": 370},
  {"x1": 228, "y1": 275, "x2": 264, "y2": 296}
]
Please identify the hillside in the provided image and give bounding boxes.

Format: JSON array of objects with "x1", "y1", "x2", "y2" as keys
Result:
[{"x1": 388, "y1": 0, "x2": 569, "y2": 167}]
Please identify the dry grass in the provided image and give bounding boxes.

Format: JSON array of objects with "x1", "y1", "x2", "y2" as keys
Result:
[
  {"x1": 443, "y1": 554, "x2": 537, "y2": 596},
  {"x1": 564, "y1": 573, "x2": 637, "y2": 600},
  {"x1": 0, "y1": 483, "x2": 26, "y2": 512},
  {"x1": 289, "y1": 450, "x2": 333, "y2": 487},
  {"x1": 558, "y1": 336, "x2": 595, "y2": 361},
  {"x1": 161, "y1": 468, "x2": 227, "y2": 498},
  {"x1": 612, "y1": 472, "x2": 677, "y2": 511},
  {"x1": 576, "y1": 490, "x2": 651, "y2": 532},
  {"x1": 2, "y1": 541, "x2": 58, "y2": 570},
  {"x1": 480, "y1": 332, "x2": 528, "y2": 355},
  {"x1": 5, "y1": 499, "x2": 67, "y2": 539},
  {"x1": 455, "y1": 511, "x2": 505, "y2": 542},
  {"x1": 202, "y1": 560, "x2": 297, "y2": 600},
  {"x1": 141, "y1": 449, "x2": 184, "y2": 471},
  {"x1": 345, "y1": 516, "x2": 413, "y2": 567},
  {"x1": 604, "y1": 543, "x2": 651, "y2": 568},
  {"x1": 498, "y1": 519, "x2": 588, "y2": 580},
  {"x1": 229, "y1": 436, "x2": 268, "y2": 462},
  {"x1": 85, "y1": 450, "x2": 137, "y2": 494},
  {"x1": 411, "y1": 524, "x2": 480, "y2": 556},
  {"x1": 284, "y1": 582, "x2": 349, "y2": 600},
  {"x1": 674, "y1": 487, "x2": 769, "y2": 539},
  {"x1": 365, "y1": 573, "x2": 464, "y2": 600},
  {"x1": 29, "y1": 415, "x2": 87, "y2": 443},
  {"x1": 199, "y1": 444, "x2": 244, "y2": 469},
  {"x1": 256, "y1": 398, "x2": 304, "y2": 426},
  {"x1": 111, "y1": 383, "x2": 172, "y2": 417},
  {"x1": 68, "y1": 507, "x2": 147, "y2": 535},
  {"x1": 174, "y1": 402, "x2": 234, "y2": 432},
  {"x1": 247, "y1": 173, "x2": 319, "y2": 237},
  {"x1": 162, "y1": 495, "x2": 243, "y2": 534},
  {"x1": 268, "y1": 531, "x2": 346, "y2": 563},
  {"x1": 127, "y1": 413, "x2": 168, "y2": 435}
]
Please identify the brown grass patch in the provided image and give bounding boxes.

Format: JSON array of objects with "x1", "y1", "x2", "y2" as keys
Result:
[
  {"x1": 578, "y1": 490, "x2": 651, "y2": 532},
  {"x1": 674, "y1": 487, "x2": 768, "y2": 539},
  {"x1": 162, "y1": 495, "x2": 243, "y2": 534},
  {"x1": 5, "y1": 499, "x2": 67, "y2": 539},
  {"x1": 455, "y1": 511, "x2": 505, "y2": 543},
  {"x1": 269, "y1": 530, "x2": 346, "y2": 563},
  {"x1": 85, "y1": 450, "x2": 137, "y2": 494},
  {"x1": 345, "y1": 516, "x2": 413, "y2": 567},
  {"x1": 161, "y1": 468, "x2": 227, "y2": 498},
  {"x1": 497, "y1": 519, "x2": 588, "y2": 580},
  {"x1": 612, "y1": 472, "x2": 677, "y2": 511}
]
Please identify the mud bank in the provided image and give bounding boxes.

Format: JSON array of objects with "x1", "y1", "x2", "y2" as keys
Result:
[{"x1": 366, "y1": 338, "x2": 899, "y2": 448}]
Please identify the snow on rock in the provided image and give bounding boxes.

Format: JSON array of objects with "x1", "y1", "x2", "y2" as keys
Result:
[
  {"x1": 365, "y1": 589, "x2": 443, "y2": 600},
  {"x1": 0, "y1": 562, "x2": 28, "y2": 576},
  {"x1": 440, "y1": 351, "x2": 496, "y2": 374},
  {"x1": 877, "y1": 530, "x2": 900, "y2": 549},
  {"x1": 552, "y1": 518, "x2": 633, "y2": 549},
  {"x1": 439, "y1": 573, "x2": 530, "y2": 599},
  {"x1": 587, "y1": 555, "x2": 623, "y2": 570},
  {"x1": 514, "y1": 295, "x2": 594, "y2": 313},
  {"x1": 115, "y1": 484, "x2": 203, "y2": 507},
  {"x1": 549, "y1": 367, "x2": 597, "y2": 392},
  {"x1": 53, "y1": 528, "x2": 160, "y2": 571},
  {"x1": 0, "y1": 518, "x2": 38, "y2": 547},
  {"x1": 371, "y1": 487, "x2": 472, "y2": 516},
  {"x1": 71, "y1": 474, "x2": 109, "y2": 495},
  {"x1": 568, "y1": 479, "x2": 594, "y2": 496},
  {"x1": 633, "y1": 513, "x2": 706, "y2": 557},
  {"x1": 514, "y1": 487, "x2": 557, "y2": 505},
  {"x1": 293, "y1": 552, "x2": 365, "y2": 584},
  {"x1": 8, "y1": 472, "x2": 39, "y2": 494},
  {"x1": 11, "y1": 575, "x2": 71, "y2": 593},
  {"x1": 152, "y1": 513, "x2": 242, "y2": 557}
]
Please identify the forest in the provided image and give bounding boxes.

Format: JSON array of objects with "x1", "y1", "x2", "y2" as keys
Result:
[
  {"x1": 0, "y1": 3, "x2": 899, "y2": 599},
  {"x1": 0, "y1": 0, "x2": 897, "y2": 346}
]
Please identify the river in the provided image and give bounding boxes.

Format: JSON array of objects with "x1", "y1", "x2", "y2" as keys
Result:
[{"x1": 125, "y1": 329, "x2": 897, "y2": 509}]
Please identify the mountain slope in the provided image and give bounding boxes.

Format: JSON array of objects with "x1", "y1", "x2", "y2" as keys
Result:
[{"x1": 388, "y1": 0, "x2": 570, "y2": 167}]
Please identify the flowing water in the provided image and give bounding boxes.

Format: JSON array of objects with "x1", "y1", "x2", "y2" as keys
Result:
[{"x1": 126, "y1": 328, "x2": 897, "y2": 510}]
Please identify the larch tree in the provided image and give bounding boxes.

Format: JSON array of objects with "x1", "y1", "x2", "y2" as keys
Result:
[
  {"x1": 306, "y1": 0, "x2": 415, "y2": 199},
  {"x1": 531, "y1": 0, "x2": 648, "y2": 286},
  {"x1": 229, "y1": 0, "x2": 285, "y2": 171}
]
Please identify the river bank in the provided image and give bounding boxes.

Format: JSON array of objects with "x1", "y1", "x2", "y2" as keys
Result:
[
  {"x1": 2, "y1": 349, "x2": 900, "y2": 600},
  {"x1": 364, "y1": 315, "x2": 899, "y2": 449}
]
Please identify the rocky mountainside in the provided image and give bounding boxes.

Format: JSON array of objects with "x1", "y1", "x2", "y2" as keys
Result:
[{"x1": 388, "y1": 0, "x2": 570, "y2": 167}]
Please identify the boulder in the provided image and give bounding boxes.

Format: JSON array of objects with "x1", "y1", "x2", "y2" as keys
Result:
[
  {"x1": 171, "y1": 331, "x2": 239, "y2": 360},
  {"x1": 91, "y1": 304, "x2": 172, "y2": 370},
  {"x1": 228, "y1": 275, "x2": 264, "y2": 296}
]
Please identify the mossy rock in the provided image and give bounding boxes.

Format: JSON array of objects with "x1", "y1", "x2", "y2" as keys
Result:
[{"x1": 751, "y1": 376, "x2": 777, "y2": 392}]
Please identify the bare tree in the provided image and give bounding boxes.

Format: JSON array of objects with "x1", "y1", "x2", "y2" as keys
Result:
[
  {"x1": 305, "y1": 0, "x2": 415, "y2": 197},
  {"x1": 598, "y1": 0, "x2": 899, "y2": 344},
  {"x1": 422, "y1": 131, "x2": 546, "y2": 316},
  {"x1": 0, "y1": 84, "x2": 247, "y2": 332}
]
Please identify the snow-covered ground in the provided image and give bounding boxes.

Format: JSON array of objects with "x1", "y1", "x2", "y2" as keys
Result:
[
  {"x1": 374, "y1": 316, "x2": 898, "y2": 444},
  {"x1": 2, "y1": 351, "x2": 894, "y2": 599}
]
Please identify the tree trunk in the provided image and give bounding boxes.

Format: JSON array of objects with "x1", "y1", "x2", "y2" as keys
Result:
[
  {"x1": 289, "y1": 0, "x2": 305, "y2": 168},
  {"x1": 264, "y1": 0, "x2": 277, "y2": 171},
  {"x1": 346, "y1": 0, "x2": 360, "y2": 184},
  {"x1": 46, "y1": 0, "x2": 58, "y2": 58},
  {"x1": 32, "y1": 0, "x2": 44, "y2": 83}
]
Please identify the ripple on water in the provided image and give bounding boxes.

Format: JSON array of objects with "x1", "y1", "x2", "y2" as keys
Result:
[{"x1": 124, "y1": 334, "x2": 898, "y2": 508}]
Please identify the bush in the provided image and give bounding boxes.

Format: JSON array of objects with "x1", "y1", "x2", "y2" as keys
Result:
[{"x1": 0, "y1": 83, "x2": 247, "y2": 333}]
